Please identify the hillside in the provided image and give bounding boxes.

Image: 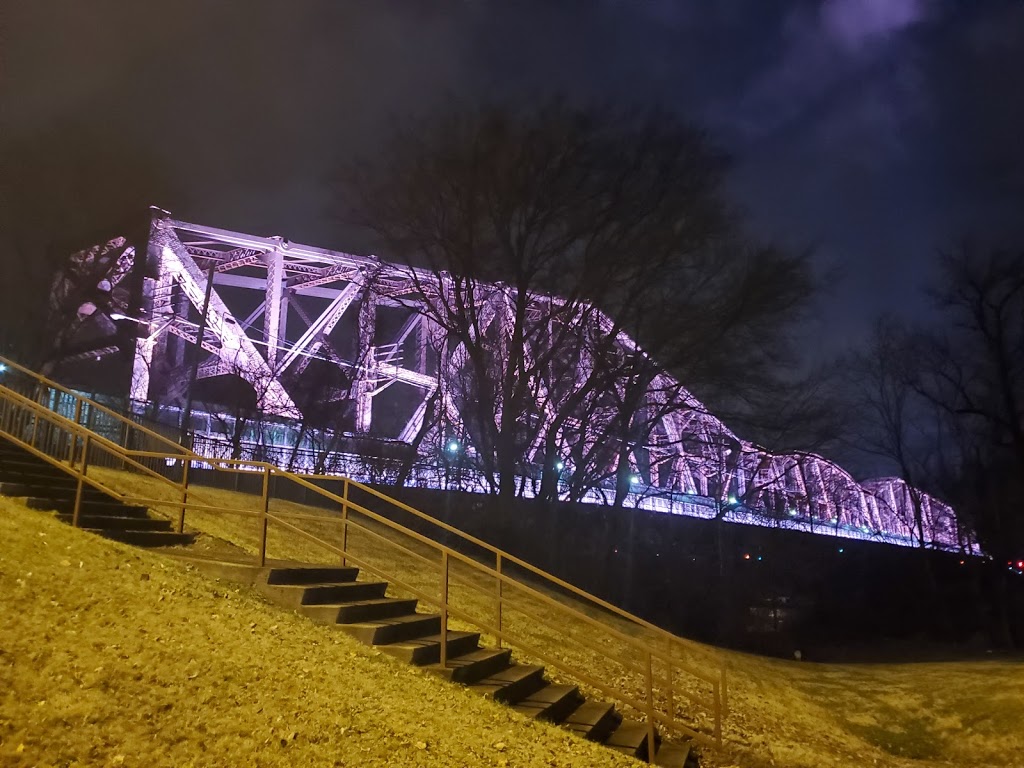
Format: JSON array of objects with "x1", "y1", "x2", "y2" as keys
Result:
[
  {"x1": 3, "y1": 486, "x2": 1024, "y2": 768},
  {"x1": 0, "y1": 498, "x2": 636, "y2": 768}
]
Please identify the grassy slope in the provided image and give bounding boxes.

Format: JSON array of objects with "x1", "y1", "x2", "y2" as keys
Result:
[
  {"x1": 0, "y1": 498, "x2": 638, "y2": 768},
  {"x1": 11, "y1": 469, "x2": 1024, "y2": 768}
]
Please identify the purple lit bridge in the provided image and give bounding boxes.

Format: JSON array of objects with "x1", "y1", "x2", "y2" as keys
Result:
[{"x1": 57, "y1": 211, "x2": 975, "y2": 552}]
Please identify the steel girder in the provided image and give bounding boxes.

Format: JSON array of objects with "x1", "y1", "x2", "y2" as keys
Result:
[{"x1": 56, "y1": 211, "x2": 972, "y2": 551}]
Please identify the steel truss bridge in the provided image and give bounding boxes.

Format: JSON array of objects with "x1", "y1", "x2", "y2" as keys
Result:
[{"x1": 56, "y1": 210, "x2": 973, "y2": 552}]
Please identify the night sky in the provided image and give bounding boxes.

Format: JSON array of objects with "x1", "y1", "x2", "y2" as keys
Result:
[{"x1": 4, "y1": 0, "x2": 1023, "y2": 355}]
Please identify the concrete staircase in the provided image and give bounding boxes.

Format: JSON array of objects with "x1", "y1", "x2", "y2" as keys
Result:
[
  {"x1": 0, "y1": 436, "x2": 194, "y2": 548},
  {"x1": 243, "y1": 563, "x2": 696, "y2": 767},
  {"x1": 0, "y1": 435, "x2": 697, "y2": 765}
]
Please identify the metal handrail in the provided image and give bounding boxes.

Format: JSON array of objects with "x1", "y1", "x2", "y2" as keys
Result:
[
  {"x1": 333, "y1": 475, "x2": 722, "y2": 686},
  {"x1": 0, "y1": 355, "x2": 194, "y2": 458},
  {"x1": 0, "y1": 357, "x2": 727, "y2": 748}
]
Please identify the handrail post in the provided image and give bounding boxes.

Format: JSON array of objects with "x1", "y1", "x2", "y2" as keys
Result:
[
  {"x1": 713, "y1": 680, "x2": 723, "y2": 748},
  {"x1": 440, "y1": 550, "x2": 449, "y2": 669},
  {"x1": 645, "y1": 650, "x2": 657, "y2": 762},
  {"x1": 29, "y1": 400, "x2": 40, "y2": 449},
  {"x1": 341, "y1": 479, "x2": 350, "y2": 567},
  {"x1": 666, "y1": 638, "x2": 674, "y2": 724},
  {"x1": 721, "y1": 664, "x2": 729, "y2": 717},
  {"x1": 177, "y1": 458, "x2": 191, "y2": 534},
  {"x1": 72, "y1": 434, "x2": 91, "y2": 529},
  {"x1": 68, "y1": 398, "x2": 83, "y2": 465},
  {"x1": 495, "y1": 552, "x2": 503, "y2": 649},
  {"x1": 259, "y1": 465, "x2": 270, "y2": 567},
  {"x1": 120, "y1": 420, "x2": 130, "y2": 470}
]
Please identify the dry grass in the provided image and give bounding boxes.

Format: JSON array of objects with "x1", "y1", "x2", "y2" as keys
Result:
[
  {"x1": 0, "y1": 497, "x2": 639, "y2": 768},
  {"x1": 46, "y1": 468, "x2": 1024, "y2": 768},
  {"x1": 87, "y1": 467, "x2": 720, "y2": 731}
]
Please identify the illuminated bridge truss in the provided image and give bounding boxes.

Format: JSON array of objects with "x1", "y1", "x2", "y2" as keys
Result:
[{"x1": 57, "y1": 211, "x2": 973, "y2": 552}]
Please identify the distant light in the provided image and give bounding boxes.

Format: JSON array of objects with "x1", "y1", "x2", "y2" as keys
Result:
[
  {"x1": 555, "y1": 461, "x2": 564, "y2": 471},
  {"x1": 728, "y1": 495, "x2": 737, "y2": 504},
  {"x1": 838, "y1": 548, "x2": 845, "y2": 554},
  {"x1": 757, "y1": 556, "x2": 763, "y2": 561},
  {"x1": 0, "y1": 363, "x2": 6, "y2": 373},
  {"x1": 743, "y1": 553, "x2": 750, "y2": 560},
  {"x1": 446, "y1": 440, "x2": 459, "y2": 453},
  {"x1": 1018, "y1": 561, "x2": 1024, "y2": 569},
  {"x1": 630, "y1": 474, "x2": 641, "y2": 485},
  {"x1": 831, "y1": 517, "x2": 838, "y2": 524},
  {"x1": 959, "y1": 560, "x2": 965, "y2": 566},
  {"x1": 788, "y1": 508, "x2": 796, "y2": 516}
]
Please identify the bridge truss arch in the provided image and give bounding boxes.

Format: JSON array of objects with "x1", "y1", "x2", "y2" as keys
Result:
[{"x1": 54, "y1": 211, "x2": 975, "y2": 552}]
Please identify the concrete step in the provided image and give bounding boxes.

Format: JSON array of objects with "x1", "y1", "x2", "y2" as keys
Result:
[
  {"x1": 0, "y1": 450, "x2": 60, "y2": 464},
  {"x1": 512, "y1": 683, "x2": 583, "y2": 722},
  {"x1": 302, "y1": 597, "x2": 418, "y2": 624},
  {"x1": 653, "y1": 742, "x2": 693, "y2": 768},
  {"x1": 26, "y1": 497, "x2": 150, "y2": 517},
  {"x1": 470, "y1": 664, "x2": 546, "y2": 704},
  {"x1": 605, "y1": 719, "x2": 661, "y2": 762},
  {"x1": 0, "y1": 448, "x2": 54, "y2": 462},
  {"x1": 0, "y1": 481, "x2": 111, "y2": 500},
  {"x1": 265, "y1": 566, "x2": 359, "y2": 586},
  {"x1": 87, "y1": 529, "x2": 196, "y2": 548},
  {"x1": 0, "y1": 467, "x2": 70, "y2": 483},
  {"x1": 383, "y1": 631, "x2": 483, "y2": 666},
  {"x1": 424, "y1": 647, "x2": 511, "y2": 682},
  {"x1": 564, "y1": 700, "x2": 621, "y2": 742},
  {"x1": 340, "y1": 612, "x2": 442, "y2": 645},
  {"x1": 259, "y1": 580, "x2": 388, "y2": 609},
  {"x1": 56, "y1": 514, "x2": 173, "y2": 532}
]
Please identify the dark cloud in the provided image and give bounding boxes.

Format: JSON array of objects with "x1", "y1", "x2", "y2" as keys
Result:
[{"x1": 3, "y1": 0, "x2": 1022, "y2": 354}]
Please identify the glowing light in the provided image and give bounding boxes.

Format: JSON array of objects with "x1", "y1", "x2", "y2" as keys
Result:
[
  {"x1": 630, "y1": 474, "x2": 641, "y2": 485},
  {"x1": 757, "y1": 555, "x2": 763, "y2": 561},
  {"x1": 728, "y1": 495, "x2": 737, "y2": 504},
  {"x1": 446, "y1": 440, "x2": 460, "y2": 453},
  {"x1": 555, "y1": 461, "x2": 564, "y2": 471},
  {"x1": 1018, "y1": 561, "x2": 1024, "y2": 569},
  {"x1": 743, "y1": 553, "x2": 750, "y2": 560},
  {"x1": 0, "y1": 363, "x2": 6, "y2": 373},
  {"x1": 787, "y1": 508, "x2": 796, "y2": 516},
  {"x1": 838, "y1": 548, "x2": 845, "y2": 553}
]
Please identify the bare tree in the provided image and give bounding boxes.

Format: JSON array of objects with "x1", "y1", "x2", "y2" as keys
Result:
[
  {"x1": 844, "y1": 318, "x2": 945, "y2": 550},
  {"x1": 345, "y1": 102, "x2": 817, "y2": 502},
  {"x1": 912, "y1": 247, "x2": 1024, "y2": 645}
]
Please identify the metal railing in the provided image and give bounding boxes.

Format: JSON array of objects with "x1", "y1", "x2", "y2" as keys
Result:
[{"x1": 0, "y1": 354, "x2": 727, "y2": 753}]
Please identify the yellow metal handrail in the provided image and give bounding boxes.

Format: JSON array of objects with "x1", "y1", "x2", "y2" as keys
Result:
[{"x1": 0, "y1": 354, "x2": 727, "y2": 750}]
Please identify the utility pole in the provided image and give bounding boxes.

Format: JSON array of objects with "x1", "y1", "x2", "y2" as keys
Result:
[{"x1": 179, "y1": 262, "x2": 216, "y2": 447}]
